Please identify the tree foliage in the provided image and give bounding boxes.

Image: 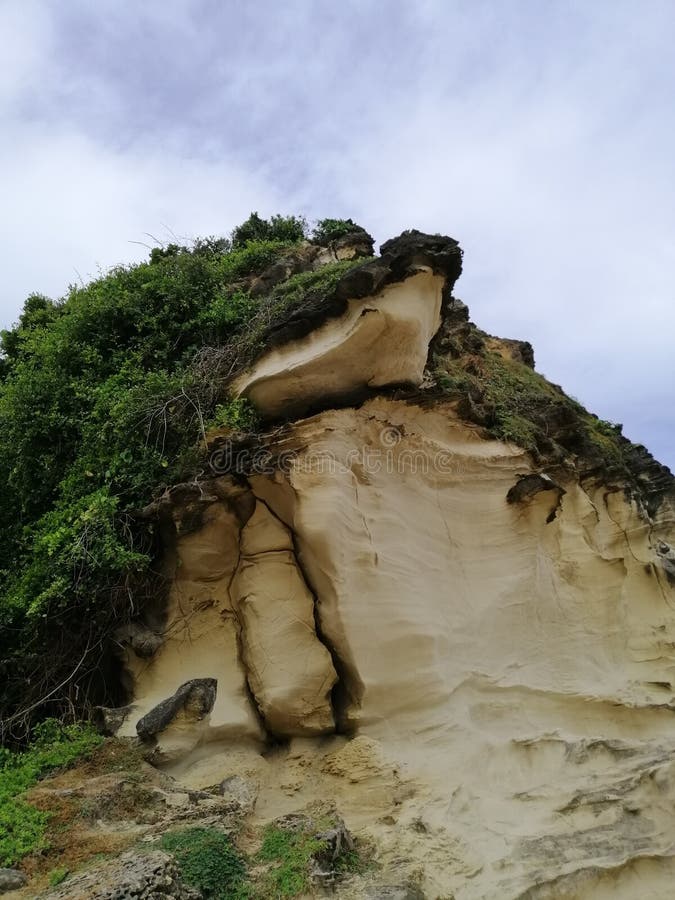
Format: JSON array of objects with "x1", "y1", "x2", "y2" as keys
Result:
[
  {"x1": 231, "y1": 212, "x2": 307, "y2": 249},
  {"x1": 310, "y1": 217, "x2": 366, "y2": 244}
]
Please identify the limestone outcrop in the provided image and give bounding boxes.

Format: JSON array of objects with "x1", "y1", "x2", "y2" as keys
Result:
[{"x1": 113, "y1": 231, "x2": 675, "y2": 899}]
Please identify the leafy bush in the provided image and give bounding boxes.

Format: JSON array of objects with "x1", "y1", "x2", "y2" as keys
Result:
[
  {"x1": 160, "y1": 827, "x2": 249, "y2": 899},
  {"x1": 231, "y1": 212, "x2": 306, "y2": 249},
  {"x1": 210, "y1": 398, "x2": 260, "y2": 432},
  {"x1": 0, "y1": 720, "x2": 102, "y2": 866},
  {"x1": 48, "y1": 867, "x2": 69, "y2": 886},
  {"x1": 310, "y1": 217, "x2": 366, "y2": 244},
  {"x1": 258, "y1": 824, "x2": 326, "y2": 898}
]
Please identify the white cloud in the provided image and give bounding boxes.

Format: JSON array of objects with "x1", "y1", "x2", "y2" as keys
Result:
[{"x1": 0, "y1": 124, "x2": 285, "y2": 311}]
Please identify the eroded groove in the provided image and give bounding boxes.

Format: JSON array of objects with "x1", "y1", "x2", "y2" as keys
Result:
[{"x1": 250, "y1": 491, "x2": 362, "y2": 734}]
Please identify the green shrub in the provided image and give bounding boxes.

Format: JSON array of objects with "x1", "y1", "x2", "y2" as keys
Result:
[
  {"x1": 160, "y1": 827, "x2": 249, "y2": 899},
  {"x1": 310, "y1": 217, "x2": 366, "y2": 243},
  {"x1": 218, "y1": 240, "x2": 297, "y2": 281},
  {"x1": 200, "y1": 290, "x2": 255, "y2": 337},
  {"x1": 258, "y1": 824, "x2": 326, "y2": 898},
  {"x1": 231, "y1": 212, "x2": 306, "y2": 249},
  {"x1": 0, "y1": 721, "x2": 102, "y2": 866},
  {"x1": 210, "y1": 398, "x2": 259, "y2": 432},
  {"x1": 48, "y1": 867, "x2": 69, "y2": 886}
]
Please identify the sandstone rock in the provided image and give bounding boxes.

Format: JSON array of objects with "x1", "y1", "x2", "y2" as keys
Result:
[
  {"x1": 137, "y1": 679, "x2": 217, "y2": 742},
  {"x1": 231, "y1": 231, "x2": 463, "y2": 418},
  {"x1": 218, "y1": 774, "x2": 257, "y2": 810},
  {"x1": 135, "y1": 679, "x2": 218, "y2": 761},
  {"x1": 315, "y1": 230, "x2": 375, "y2": 264},
  {"x1": 506, "y1": 472, "x2": 565, "y2": 522},
  {"x1": 231, "y1": 502, "x2": 337, "y2": 736},
  {"x1": 116, "y1": 622, "x2": 164, "y2": 659},
  {"x1": 232, "y1": 269, "x2": 446, "y2": 418},
  {"x1": 115, "y1": 230, "x2": 675, "y2": 899},
  {"x1": 118, "y1": 498, "x2": 264, "y2": 750},
  {"x1": 656, "y1": 541, "x2": 675, "y2": 580}
]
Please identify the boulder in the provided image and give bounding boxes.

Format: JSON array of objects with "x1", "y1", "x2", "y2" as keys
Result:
[
  {"x1": 218, "y1": 775, "x2": 258, "y2": 811},
  {"x1": 0, "y1": 869, "x2": 26, "y2": 893},
  {"x1": 136, "y1": 678, "x2": 217, "y2": 741}
]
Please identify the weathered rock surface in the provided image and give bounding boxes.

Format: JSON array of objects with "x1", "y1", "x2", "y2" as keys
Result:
[
  {"x1": 231, "y1": 230, "x2": 463, "y2": 418},
  {"x1": 218, "y1": 774, "x2": 258, "y2": 810},
  {"x1": 136, "y1": 679, "x2": 217, "y2": 739},
  {"x1": 365, "y1": 886, "x2": 426, "y2": 900},
  {"x1": 119, "y1": 498, "x2": 264, "y2": 752},
  {"x1": 231, "y1": 501, "x2": 337, "y2": 735},
  {"x1": 0, "y1": 870, "x2": 26, "y2": 894},
  {"x1": 39, "y1": 851, "x2": 200, "y2": 899},
  {"x1": 656, "y1": 540, "x2": 675, "y2": 580},
  {"x1": 233, "y1": 269, "x2": 445, "y2": 418},
  {"x1": 115, "y1": 231, "x2": 675, "y2": 899}
]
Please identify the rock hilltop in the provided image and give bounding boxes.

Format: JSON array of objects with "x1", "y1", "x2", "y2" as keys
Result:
[
  {"x1": 109, "y1": 230, "x2": 675, "y2": 899},
  {"x1": 3, "y1": 224, "x2": 674, "y2": 899}
]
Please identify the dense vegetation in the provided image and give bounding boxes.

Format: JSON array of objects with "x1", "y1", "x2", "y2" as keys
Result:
[
  {"x1": 160, "y1": 827, "x2": 249, "y2": 899},
  {"x1": 0, "y1": 214, "x2": 367, "y2": 742},
  {"x1": 0, "y1": 720, "x2": 102, "y2": 865},
  {"x1": 157, "y1": 816, "x2": 363, "y2": 899}
]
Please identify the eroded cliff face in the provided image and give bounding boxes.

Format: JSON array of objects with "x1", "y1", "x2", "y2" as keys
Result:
[{"x1": 116, "y1": 232, "x2": 675, "y2": 899}]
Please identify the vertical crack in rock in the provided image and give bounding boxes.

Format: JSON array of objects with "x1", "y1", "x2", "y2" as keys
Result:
[
  {"x1": 289, "y1": 522, "x2": 357, "y2": 736},
  {"x1": 249, "y1": 492, "x2": 360, "y2": 735},
  {"x1": 222, "y1": 536, "x2": 272, "y2": 742},
  {"x1": 230, "y1": 494, "x2": 339, "y2": 737}
]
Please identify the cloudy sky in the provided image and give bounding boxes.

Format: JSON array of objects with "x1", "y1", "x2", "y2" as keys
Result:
[{"x1": 2, "y1": 0, "x2": 673, "y2": 467}]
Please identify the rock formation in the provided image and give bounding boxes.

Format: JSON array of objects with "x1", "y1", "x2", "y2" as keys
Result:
[{"x1": 105, "y1": 230, "x2": 675, "y2": 899}]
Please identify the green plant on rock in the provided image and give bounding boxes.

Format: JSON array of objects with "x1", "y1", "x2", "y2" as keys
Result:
[
  {"x1": 266, "y1": 257, "x2": 363, "y2": 309},
  {"x1": 255, "y1": 817, "x2": 364, "y2": 899},
  {"x1": 210, "y1": 398, "x2": 260, "y2": 432},
  {"x1": 160, "y1": 827, "x2": 249, "y2": 899},
  {"x1": 258, "y1": 823, "x2": 327, "y2": 898},
  {"x1": 205, "y1": 257, "x2": 368, "y2": 383},
  {"x1": 434, "y1": 348, "x2": 638, "y2": 476},
  {"x1": 48, "y1": 866, "x2": 69, "y2": 886}
]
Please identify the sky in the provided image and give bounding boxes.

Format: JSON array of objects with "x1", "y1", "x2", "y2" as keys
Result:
[{"x1": 1, "y1": 0, "x2": 673, "y2": 468}]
